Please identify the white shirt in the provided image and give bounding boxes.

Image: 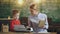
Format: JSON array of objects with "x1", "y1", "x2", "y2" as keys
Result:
[{"x1": 28, "y1": 13, "x2": 49, "y2": 32}]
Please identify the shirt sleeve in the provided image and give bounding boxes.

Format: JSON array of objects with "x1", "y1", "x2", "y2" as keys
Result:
[
  {"x1": 10, "y1": 20, "x2": 14, "y2": 31},
  {"x1": 43, "y1": 15, "x2": 49, "y2": 29},
  {"x1": 28, "y1": 18, "x2": 31, "y2": 27}
]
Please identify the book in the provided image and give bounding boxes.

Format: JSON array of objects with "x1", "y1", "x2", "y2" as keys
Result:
[{"x1": 38, "y1": 20, "x2": 45, "y2": 28}]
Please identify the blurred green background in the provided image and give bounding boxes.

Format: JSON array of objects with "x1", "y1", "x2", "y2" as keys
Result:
[{"x1": 0, "y1": 0, "x2": 60, "y2": 22}]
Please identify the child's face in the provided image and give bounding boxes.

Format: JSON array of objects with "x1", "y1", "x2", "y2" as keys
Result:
[
  {"x1": 30, "y1": 9, "x2": 37, "y2": 15},
  {"x1": 13, "y1": 13, "x2": 20, "y2": 19}
]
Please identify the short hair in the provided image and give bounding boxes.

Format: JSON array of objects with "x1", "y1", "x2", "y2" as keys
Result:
[
  {"x1": 30, "y1": 4, "x2": 36, "y2": 9},
  {"x1": 12, "y1": 9, "x2": 20, "y2": 16}
]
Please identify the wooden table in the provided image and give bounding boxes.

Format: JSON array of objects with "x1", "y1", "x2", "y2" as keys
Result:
[{"x1": 0, "y1": 32, "x2": 57, "y2": 34}]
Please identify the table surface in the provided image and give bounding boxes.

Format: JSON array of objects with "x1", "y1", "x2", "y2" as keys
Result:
[{"x1": 0, "y1": 32, "x2": 57, "y2": 34}]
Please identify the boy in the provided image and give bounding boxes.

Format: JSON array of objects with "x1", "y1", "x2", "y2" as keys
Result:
[{"x1": 10, "y1": 9, "x2": 21, "y2": 31}]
